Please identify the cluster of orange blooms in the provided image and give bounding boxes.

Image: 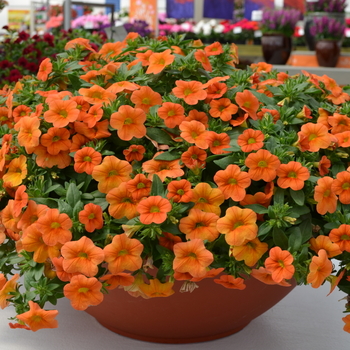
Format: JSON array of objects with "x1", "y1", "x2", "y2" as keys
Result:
[{"x1": 1, "y1": 33, "x2": 350, "y2": 333}]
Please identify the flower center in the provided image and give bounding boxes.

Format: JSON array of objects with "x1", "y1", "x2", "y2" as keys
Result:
[
  {"x1": 150, "y1": 205, "x2": 160, "y2": 213},
  {"x1": 233, "y1": 221, "x2": 243, "y2": 229},
  {"x1": 177, "y1": 189, "x2": 185, "y2": 195},
  {"x1": 288, "y1": 171, "x2": 297, "y2": 178},
  {"x1": 184, "y1": 88, "x2": 193, "y2": 96},
  {"x1": 341, "y1": 235, "x2": 350, "y2": 240},
  {"x1": 342, "y1": 182, "x2": 350, "y2": 190},
  {"x1": 84, "y1": 156, "x2": 92, "y2": 162},
  {"x1": 247, "y1": 138, "x2": 256, "y2": 144},
  {"x1": 258, "y1": 160, "x2": 267, "y2": 168},
  {"x1": 228, "y1": 178, "x2": 237, "y2": 185},
  {"x1": 137, "y1": 182, "x2": 145, "y2": 189},
  {"x1": 78, "y1": 287, "x2": 90, "y2": 293},
  {"x1": 124, "y1": 118, "x2": 133, "y2": 125},
  {"x1": 88, "y1": 213, "x2": 95, "y2": 219},
  {"x1": 308, "y1": 134, "x2": 317, "y2": 141},
  {"x1": 142, "y1": 97, "x2": 150, "y2": 105},
  {"x1": 78, "y1": 252, "x2": 88, "y2": 258},
  {"x1": 51, "y1": 222, "x2": 61, "y2": 229}
]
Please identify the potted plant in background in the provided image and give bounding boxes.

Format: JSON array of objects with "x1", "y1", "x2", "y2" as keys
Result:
[
  {"x1": 260, "y1": 8, "x2": 301, "y2": 64},
  {"x1": 304, "y1": 0, "x2": 346, "y2": 51},
  {"x1": 2, "y1": 33, "x2": 350, "y2": 343},
  {"x1": 310, "y1": 16, "x2": 346, "y2": 67}
]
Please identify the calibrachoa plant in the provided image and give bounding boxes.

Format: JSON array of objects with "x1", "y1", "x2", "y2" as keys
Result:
[
  {"x1": 261, "y1": 8, "x2": 301, "y2": 37},
  {"x1": 2, "y1": 33, "x2": 350, "y2": 333},
  {"x1": 0, "y1": 28, "x2": 107, "y2": 85}
]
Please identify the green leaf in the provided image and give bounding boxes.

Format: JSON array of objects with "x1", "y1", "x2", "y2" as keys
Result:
[
  {"x1": 289, "y1": 205, "x2": 310, "y2": 217},
  {"x1": 92, "y1": 198, "x2": 109, "y2": 211},
  {"x1": 258, "y1": 221, "x2": 272, "y2": 238},
  {"x1": 288, "y1": 227, "x2": 302, "y2": 253},
  {"x1": 58, "y1": 199, "x2": 73, "y2": 216},
  {"x1": 146, "y1": 128, "x2": 173, "y2": 144},
  {"x1": 299, "y1": 215, "x2": 312, "y2": 243},
  {"x1": 289, "y1": 189, "x2": 305, "y2": 206},
  {"x1": 250, "y1": 90, "x2": 275, "y2": 106},
  {"x1": 66, "y1": 183, "x2": 81, "y2": 208},
  {"x1": 213, "y1": 155, "x2": 235, "y2": 169},
  {"x1": 298, "y1": 245, "x2": 310, "y2": 263},
  {"x1": 33, "y1": 264, "x2": 45, "y2": 281},
  {"x1": 273, "y1": 227, "x2": 288, "y2": 250},
  {"x1": 161, "y1": 222, "x2": 182, "y2": 235},
  {"x1": 324, "y1": 222, "x2": 339, "y2": 230},
  {"x1": 150, "y1": 174, "x2": 165, "y2": 196},
  {"x1": 73, "y1": 201, "x2": 84, "y2": 219},
  {"x1": 154, "y1": 152, "x2": 181, "y2": 161},
  {"x1": 31, "y1": 197, "x2": 58, "y2": 208},
  {"x1": 68, "y1": 74, "x2": 83, "y2": 90},
  {"x1": 273, "y1": 188, "x2": 284, "y2": 205},
  {"x1": 44, "y1": 184, "x2": 62, "y2": 195},
  {"x1": 243, "y1": 204, "x2": 268, "y2": 214}
]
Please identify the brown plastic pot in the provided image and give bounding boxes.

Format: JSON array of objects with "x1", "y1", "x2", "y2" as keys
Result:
[
  {"x1": 85, "y1": 276, "x2": 296, "y2": 343},
  {"x1": 315, "y1": 39, "x2": 341, "y2": 67},
  {"x1": 261, "y1": 34, "x2": 292, "y2": 65}
]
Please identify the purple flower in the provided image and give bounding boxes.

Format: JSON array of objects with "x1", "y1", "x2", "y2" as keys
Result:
[
  {"x1": 310, "y1": 16, "x2": 345, "y2": 40},
  {"x1": 261, "y1": 8, "x2": 301, "y2": 36}
]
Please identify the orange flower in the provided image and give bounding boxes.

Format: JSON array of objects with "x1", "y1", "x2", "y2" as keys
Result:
[
  {"x1": 61, "y1": 236, "x2": 104, "y2": 277},
  {"x1": 167, "y1": 179, "x2": 193, "y2": 203},
  {"x1": 106, "y1": 182, "x2": 139, "y2": 219},
  {"x1": 209, "y1": 98, "x2": 238, "y2": 122},
  {"x1": 137, "y1": 196, "x2": 172, "y2": 225},
  {"x1": 99, "y1": 273, "x2": 134, "y2": 290},
  {"x1": 191, "y1": 182, "x2": 225, "y2": 216},
  {"x1": 343, "y1": 315, "x2": 350, "y2": 333},
  {"x1": 146, "y1": 49, "x2": 175, "y2": 74},
  {"x1": 142, "y1": 152, "x2": 184, "y2": 181},
  {"x1": 329, "y1": 113, "x2": 350, "y2": 134},
  {"x1": 173, "y1": 239, "x2": 214, "y2": 278},
  {"x1": 204, "y1": 42, "x2": 223, "y2": 56},
  {"x1": 181, "y1": 145, "x2": 207, "y2": 170},
  {"x1": 194, "y1": 49, "x2": 212, "y2": 72},
  {"x1": 91, "y1": 156, "x2": 132, "y2": 194},
  {"x1": 78, "y1": 203, "x2": 103, "y2": 232},
  {"x1": 103, "y1": 233, "x2": 144, "y2": 274},
  {"x1": 0, "y1": 274, "x2": 19, "y2": 309},
  {"x1": 214, "y1": 164, "x2": 251, "y2": 201},
  {"x1": 33, "y1": 145, "x2": 71, "y2": 169},
  {"x1": 123, "y1": 144, "x2": 146, "y2": 162},
  {"x1": 16, "y1": 301, "x2": 58, "y2": 331},
  {"x1": 157, "y1": 102, "x2": 185, "y2": 128},
  {"x1": 2, "y1": 155, "x2": 27, "y2": 187},
  {"x1": 84, "y1": 103, "x2": 103, "y2": 128},
  {"x1": 235, "y1": 90, "x2": 259, "y2": 120},
  {"x1": 63, "y1": 275, "x2": 103, "y2": 310},
  {"x1": 126, "y1": 173, "x2": 152, "y2": 199},
  {"x1": 13, "y1": 185, "x2": 28, "y2": 217},
  {"x1": 134, "y1": 49, "x2": 153, "y2": 66},
  {"x1": 237, "y1": 129, "x2": 264, "y2": 152},
  {"x1": 172, "y1": 80, "x2": 207, "y2": 105},
  {"x1": 309, "y1": 235, "x2": 342, "y2": 258},
  {"x1": 329, "y1": 224, "x2": 350, "y2": 252},
  {"x1": 35, "y1": 208, "x2": 73, "y2": 246},
  {"x1": 74, "y1": 119, "x2": 111, "y2": 140},
  {"x1": 217, "y1": 206, "x2": 258, "y2": 246},
  {"x1": 21, "y1": 224, "x2": 61, "y2": 263},
  {"x1": 185, "y1": 109, "x2": 209, "y2": 127},
  {"x1": 37, "y1": 58, "x2": 52, "y2": 81},
  {"x1": 276, "y1": 161, "x2": 310, "y2": 191},
  {"x1": 245, "y1": 149, "x2": 281, "y2": 182},
  {"x1": 110, "y1": 105, "x2": 146, "y2": 141},
  {"x1": 250, "y1": 267, "x2": 291, "y2": 286},
  {"x1": 179, "y1": 208, "x2": 219, "y2": 242},
  {"x1": 130, "y1": 86, "x2": 162, "y2": 112},
  {"x1": 264, "y1": 247, "x2": 295, "y2": 283},
  {"x1": 51, "y1": 257, "x2": 80, "y2": 282},
  {"x1": 139, "y1": 278, "x2": 175, "y2": 297},
  {"x1": 331, "y1": 171, "x2": 350, "y2": 204},
  {"x1": 214, "y1": 275, "x2": 246, "y2": 290},
  {"x1": 40, "y1": 127, "x2": 71, "y2": 155},
  {"x1": 98, "y1": 41, "x2": 126, "y2": 58},
  {"x1": 64, "y1": 37, "x2": 95, "y2": 51},
  {"x1": 74, "y1": 147, "x2": 102, "y2": 175},
  {"x1": 297, "y1": 123, "x2": 331, "y2": 152},
  {"x1": 207, "y1": 131, "x2": 231, "y2": 155},
  {"x1": 17, "y1": 200, "x2": 47, "y2": 231},
  {"x1": 44, "y1": 99, "x2": 79, "y2": 127},
  {"x1": 314, "y1": 177, "x2": 338, "y2": 215},
  {"x1": 78, "y1": 85, "x2": 116, "y2": 105},
  {"x1": 14, "y1": 116, "x2": 41, "y2": 153},
  {"x1": 158, "y1": 231, "x2": 182, "y2": 251},
  {"x1": 318, "y1": 155, "x2": 331, "y2": 176},
  {"x1": 250, "y1": 62, "x2": 273, "y2": 73},
  {"x1": 306, "y1": 249, "x2": 332, "y2": 288},
  {"x1": 229, "y1": 237, "x2": 268, "y2": 267},
  {"x1": 107, "y1": 81, "x2": 139, "y2": 94},
  {"x1": 205, "y1": 82, "x2": 228, "y2": 100},
  {"x1": 179, "y1": 120, "x2": 209, "y2": 149}
]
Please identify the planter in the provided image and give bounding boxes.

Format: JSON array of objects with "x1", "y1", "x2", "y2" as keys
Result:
[
  {"x1": 85, "y1": 275, "x2": 296, "y2": 343},
  {"x1": 315, "y1": 39, "x2": 341, "y2": 67},
  {"x1": 261, "y1": 34, "x2": 292, "y2": 65},
  {"x1": 304, "y1": 12, "x2": 345, "y2": 51}
]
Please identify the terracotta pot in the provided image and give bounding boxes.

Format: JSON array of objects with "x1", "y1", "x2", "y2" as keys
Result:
[
  {"x1": 315, "y1": 39, "x2": 341, "y2": 67},
  {"x1": 85, "y1": 276, "x2": 296, "y2": 343},
  {"x1": 261, "y1": 34, "x2": 292, "y2": 65},
  {"x1": 304, "y1": 12, "x2": 345, "y2": 51}
]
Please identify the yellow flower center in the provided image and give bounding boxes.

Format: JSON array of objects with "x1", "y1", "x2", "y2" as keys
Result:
[
  {"x1": 323, "y1": 190, "x2": 330, "y2": 197},
  {"x1": 288, "y1": 171, "x2": 297, "y2": 178},
  {"x1": 78, "y1": 252, "x2": 88, "y2": 258},
  {"x1": 177, "y1": 189, "x2": 185, "y2": 195},
  {"x1": 167, "y1": 110, "x2": 175, "y2": 117},
  {"x1": 51, "y1": 222, "x2": 61, "y2": 229},
  {"x1": 78, "y1": 287, "x2": 90, "y2": 293},
  {"x1": 142, "y1": 97, "x2": 150, "y2": 105},
  {"x1": 59, "y1": 110, "x2": 68, "y2": 118},
  {"x1": 258, "y1": 160, "x2": 267, "y2": 168},
  {"x1": 233, "y1": 221, "x2": 243, "y2": 229},
  {"x1": 247, "y1": 138, "x2": 256, "y2": 144},
  {"x1": 83, "y1": 156, "x2": 92, "y2": 162},
  {"x1": 150, "y1": 205, "x2": 160, "y2": 213},
  {"x1": 88, "y1": 213, "x2": 95, "y2": 219},
  {"x1": 137, "y1": 182, "x2": 145, "y2": 189},
  {"x1": 52, "y1": 136, "x2": 60, "y2": 142},
  {"x1": 118, "y1": 249, "x2": 128, "y2": 256},
  {"x1": 228, "y1": 178, "x2": 237, "y2": 185},
  {"x1": 124, "y1": 118, "x2": 133, "y2": 125},
  {"x1": 342, "y1": 183, "x2": 350, "y2": 190},
  {"x1": 184, "y1": 88, "x2": 193, "y2": 96},
  {"x1": 308, "y1": 133, "x2": 317, "y2": 141}
]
